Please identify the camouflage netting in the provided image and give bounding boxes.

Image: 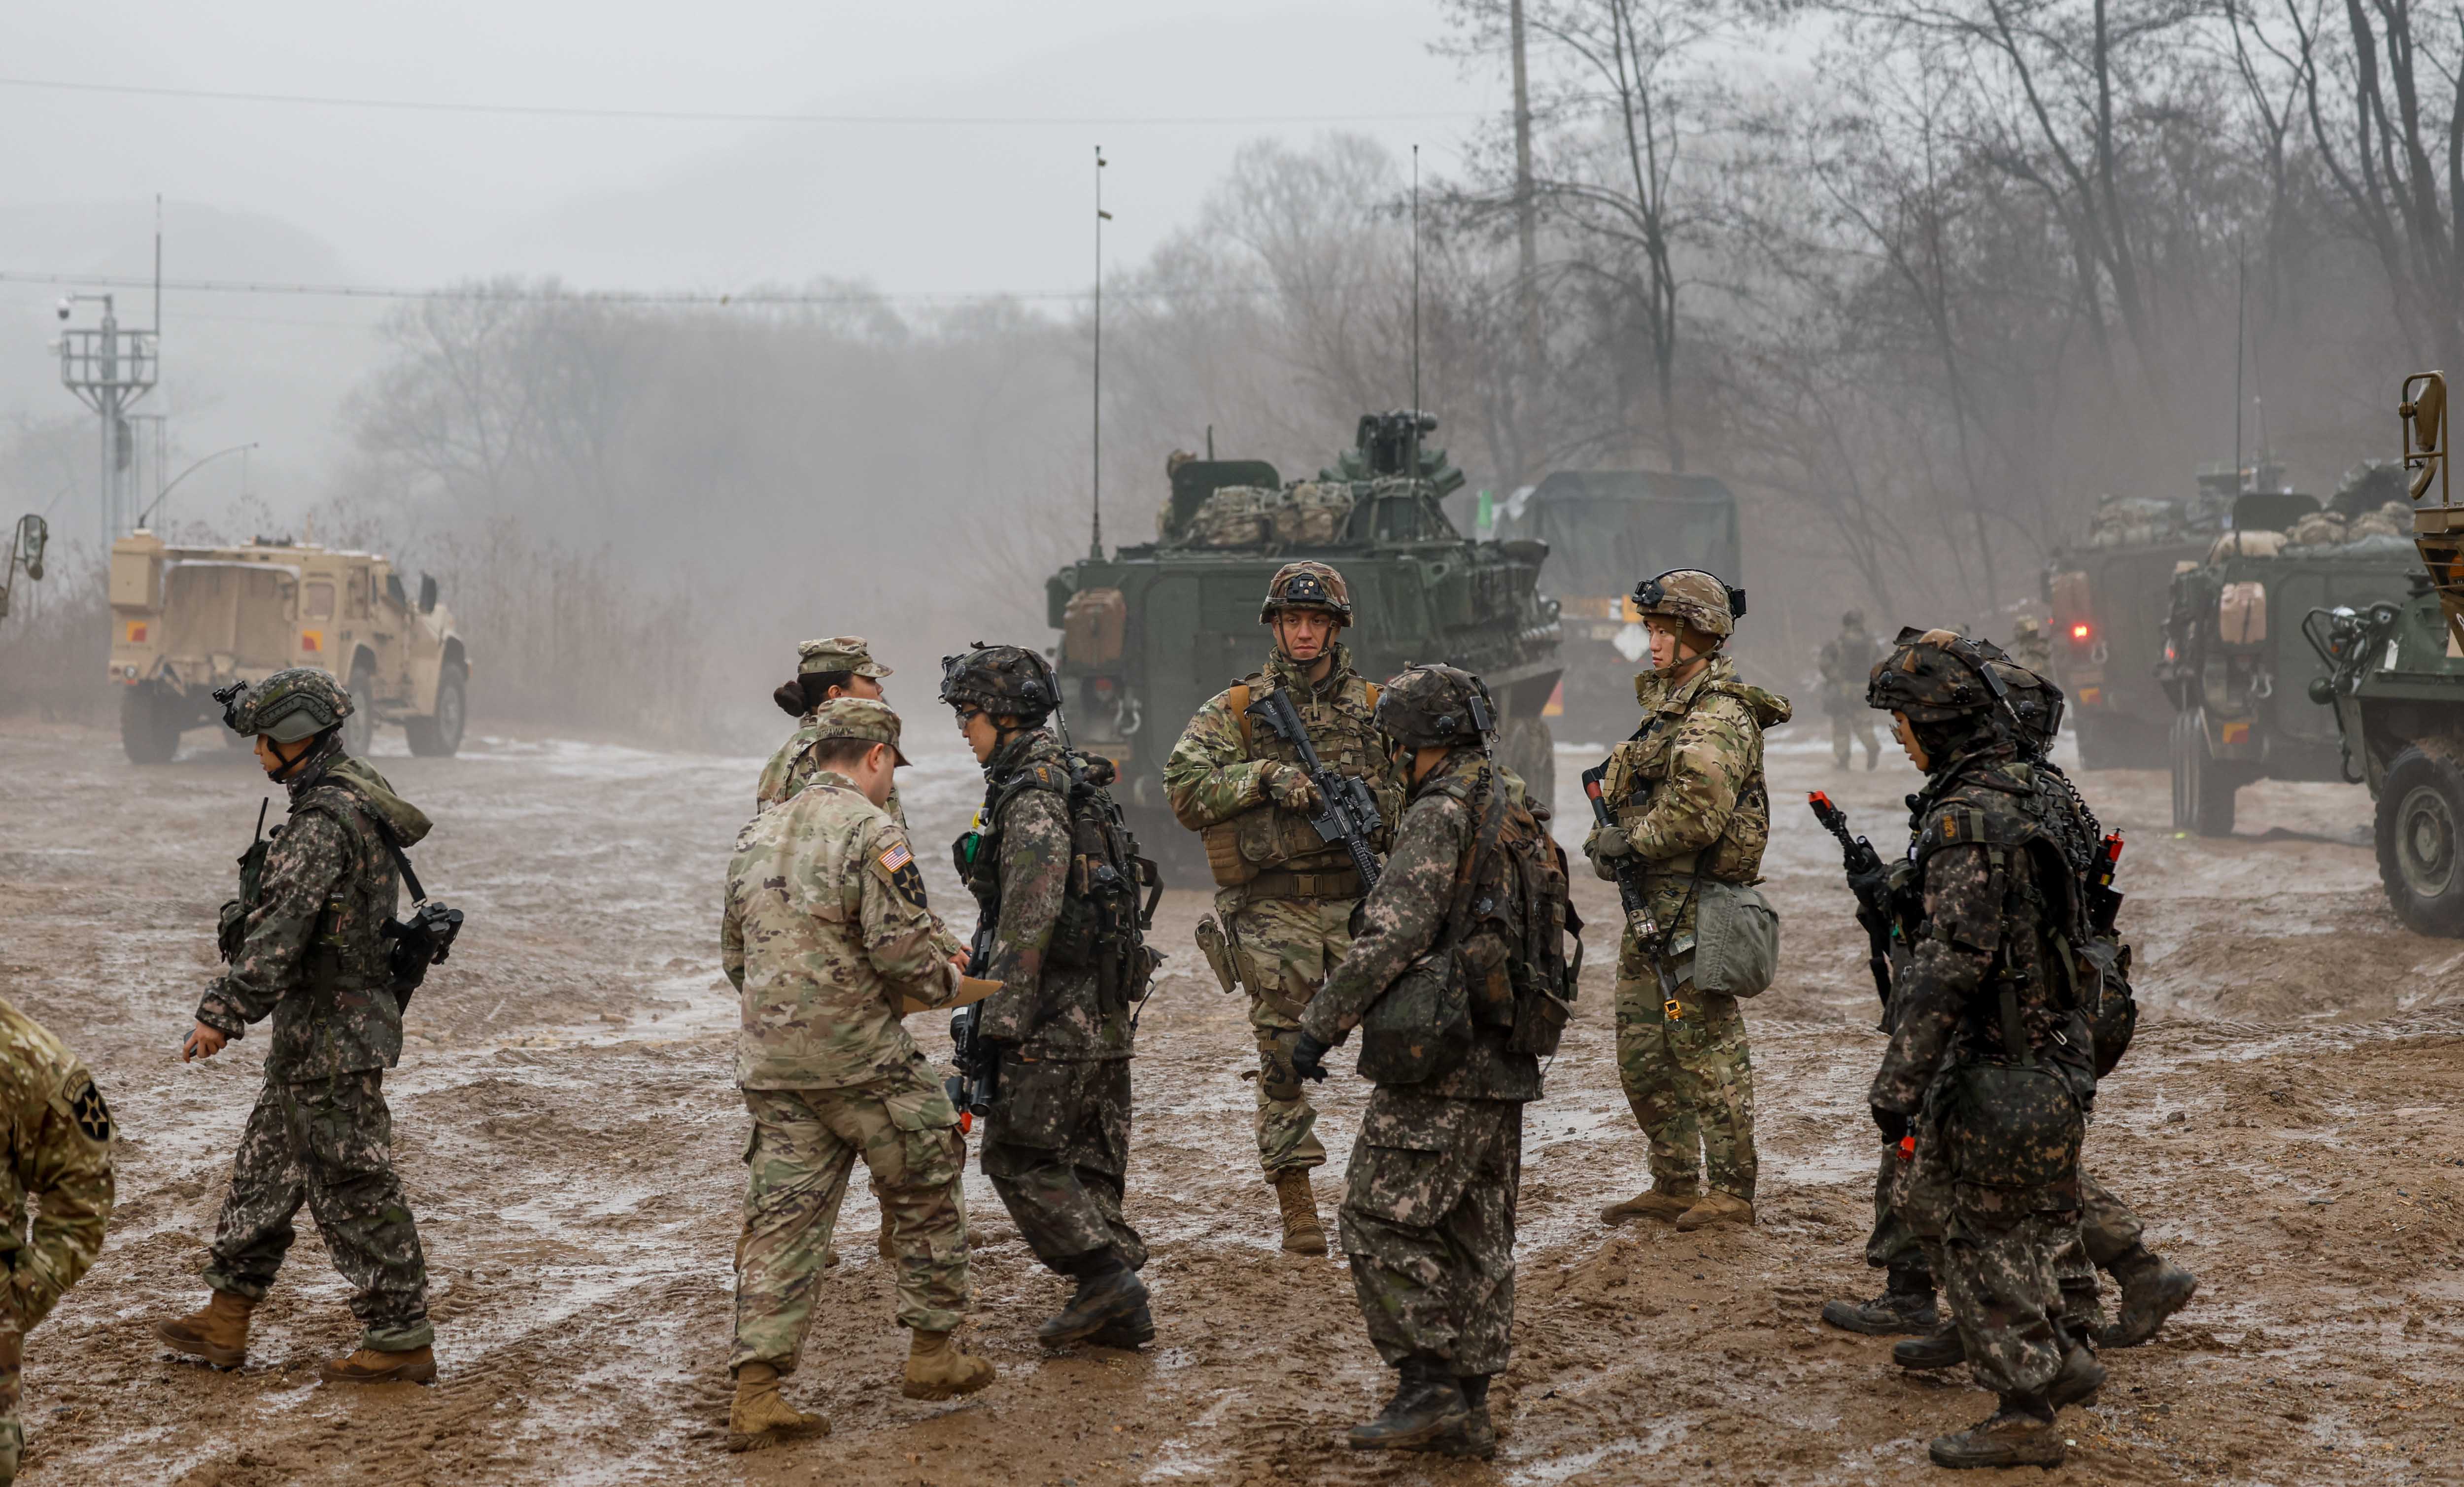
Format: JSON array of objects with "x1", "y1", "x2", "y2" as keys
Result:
[{"x1": 2088, "y1": 494, "x2": 2192, "y2": 548}]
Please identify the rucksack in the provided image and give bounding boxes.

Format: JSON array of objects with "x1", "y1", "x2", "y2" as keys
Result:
[{"x1": 969, "y1": 750, "x2": 1162, "y2": 1015}]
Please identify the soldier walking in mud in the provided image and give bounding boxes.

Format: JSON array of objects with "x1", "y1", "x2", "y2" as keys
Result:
[
  {"x1": 1586, "y1": 572, "x2": 1788, "y2": 1234},
  {"x1": 0, "y1": 1001, "x2": 115, "y2": 1485},
  {"x1": 943, "y1": 645, "x2": 1155, "y2": 1348},
  {"x1": 719, "y1": 698, "x2": 995, "y2": 1451},
  {"x1": 158, "y1": 668, "x2": 442, "y2": 1385},
  {"x1": 1163, "y1": 562, "x2": 1404, "y2": 1255},
  {"x1": 1862, "y1": 630, "x2": 2107, "y2": 1469},
  {"x1": 759, "y1": 636, "x2": 901, "y2": 817},
  {"x1": 1820, "y1": 610, "x2": 1883, "y2": 770},
  {"x1": 1288, "y1": 665, "x2": 1574, "y2": 1460}
]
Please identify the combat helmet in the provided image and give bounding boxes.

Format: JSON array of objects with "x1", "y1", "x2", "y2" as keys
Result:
[
  {"x1": 1843, "y1": 609, "x2": 1867, "y2": 629},
  {"x1": 1865, "y1": 627, "x2": 2007, "y2": 721},
  {"x1": 1259, "y1": 561, "x2": 1353, "y2": 625},
  {"x1": 939, "y1": 642, "x2": 1060, "y2": 724},
  {"x1": 217, "y1": 667, "x2": 352, "y2": 743},
  {"x1": 1974, "y1": 639, "x2": 2065, "y2": 755},
  {"x1": 1374, "y1": 664, "x2": 1497, "y2": 751},
  {"x1": 1633, "y1": 569, "x2": 1745, "y2": 641}
]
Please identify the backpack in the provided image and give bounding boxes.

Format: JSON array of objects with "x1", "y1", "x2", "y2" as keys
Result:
[{"x1": 970, "y1": 750, "x2": 1163, "y2": 1015}]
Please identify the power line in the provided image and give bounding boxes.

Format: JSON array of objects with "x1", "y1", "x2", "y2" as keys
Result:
[
  {"x1": 0, "y1": 74, "x2": 1483, "y2": 129},
  {"x1": 0, "y1": 270, "x2": 1383, "y2": 308}
]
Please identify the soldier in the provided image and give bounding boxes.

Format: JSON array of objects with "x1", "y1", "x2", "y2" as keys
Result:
[
  {"x1": 1820, "y1": 610, "x2": 1883, "y2": 770},
  {"x1": 1163, "y1": 561, "x2": 1404, "y2": 1255},
  {"x1": 719, "y1": 698, "x2": 995, "y2": 1451},
  {"x1": 2008, "y1": 616, "x2": 2053, "y2": 675},
  {"x1": 1587, "y1": 571, "x2": 1789, "y2": 1233},
  {"x1": 943, "y1": 645, "x2": 1154, "y2": 1347},
  {"x1": 0, "y1": 1001, "x2": 114, "y2": 1486},
  {"x1": 759, "y1": 637, "x2": 898, "y2": 816},
  {"x1": 157, "y1": 668, "x2": 440, "y2": 1384},
  {"x1": 1864, "y1": 630, "x2": 2106, "y2": 1470},
  {"x1": 1289, "y1": 665, "x2": 1571, "y2": 1459}
]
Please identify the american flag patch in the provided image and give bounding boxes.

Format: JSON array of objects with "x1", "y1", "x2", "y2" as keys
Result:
[{"x1": 879, "y1": 842, "x2": 913, "y2": 872}]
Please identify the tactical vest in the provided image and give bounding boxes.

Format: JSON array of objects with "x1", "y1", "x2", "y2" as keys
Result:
[
  {"x1": 218, "y1": 781, "x2": 396, "y2": 995},
  {"x1": 1202, "y1": 674, "x2": 1392, "y2": 894},
  {"x1": 961, "y1": 747, "x2": 1161, "y2": 1014},
  {"x1": 1604, "y1": 676, "x2": 1773, "y2": 884}
]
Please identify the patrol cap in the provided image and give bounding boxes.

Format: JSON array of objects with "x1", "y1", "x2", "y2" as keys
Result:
[
  {"x1": 797, "y1": 636, "x2": 892, "y2": 679},
  {"x1": 808, "y1": 696, "x2": 912, "y2": 766}
]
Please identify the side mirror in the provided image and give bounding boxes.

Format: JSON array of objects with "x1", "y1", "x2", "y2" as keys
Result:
[
  {"x1": 418, "y1": 574, "x2": 438, "y2": 614},
  {"x1": 386, "y1": 573, "x2": 409, "y2": 609}
]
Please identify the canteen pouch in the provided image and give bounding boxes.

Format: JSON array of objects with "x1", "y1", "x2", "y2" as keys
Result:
[
  {"x1": 1692, "y1": 880, "x2": 1780, "y2": 998},
  {"x1": 1356, "y1": 948, "x2": 1472, "y2": 1085}
]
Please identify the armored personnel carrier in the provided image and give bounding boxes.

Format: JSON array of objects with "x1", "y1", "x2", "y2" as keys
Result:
[
  {"x1": 1044, "y1": 412, "x2": 1564, "y2": 878},
  {"x1": 107, "y1": 529, "x2": 470, "y2": 763}
]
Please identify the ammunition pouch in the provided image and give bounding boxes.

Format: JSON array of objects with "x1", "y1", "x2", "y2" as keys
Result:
[
  {"x1": 1692, "y1": 880, "x2": 1780, "y2": 998},
  {"x1": 1356, "y1": 948, "x2": 1472, "y2": 1086}
]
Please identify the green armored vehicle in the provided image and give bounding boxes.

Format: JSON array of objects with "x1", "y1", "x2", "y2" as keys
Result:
[{"x1": 1045, "y1": 412, "x2": 1564, "y2": 879}]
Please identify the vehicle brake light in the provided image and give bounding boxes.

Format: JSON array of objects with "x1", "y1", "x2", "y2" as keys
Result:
[{"x1": 2071, "y1": 623, "x2": 2090, "y2": 640}]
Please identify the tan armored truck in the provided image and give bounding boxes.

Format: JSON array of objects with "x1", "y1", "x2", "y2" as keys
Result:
[{"x1": 106, "y1": 530, "x2": 470, "y2": 763}]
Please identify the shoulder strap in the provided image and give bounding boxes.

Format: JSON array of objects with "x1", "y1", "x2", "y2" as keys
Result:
[
  {"x1": 1441, "y1": 773, "x2": 1510, "y2": 947},
  {"x1": 1230, "y1": 682, "x2": 1253, "y2": 753},
  {"x1": 319, "y1": 786, "x2": 428, "y2": 903},
  {"x1": 1363, "y1": 681, "x2": 1380, "y2": 712}
]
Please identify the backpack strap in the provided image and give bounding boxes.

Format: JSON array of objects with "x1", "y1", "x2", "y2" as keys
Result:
[
  {"x1": 1230, "y1": 682, "x2": 1253, "y2": 753},
  {"x1": 311, "y1": 784, "x2": 428, "y2": 903}
]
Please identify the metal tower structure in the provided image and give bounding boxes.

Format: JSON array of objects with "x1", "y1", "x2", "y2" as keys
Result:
[{"x1": 58, "y1": 291, "x2": 159, "y2": 550}]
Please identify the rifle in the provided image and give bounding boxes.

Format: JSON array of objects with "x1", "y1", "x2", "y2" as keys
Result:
[
  {"x1": 1580, "y1": 762, "x2": 1684, "y2": 1023},
  {"x1": 1808, "y1": 791, "x2": 1894, "y2": 1010},
  {"x1": 1244, "y1": 688, "x2": 1384, "y2": 891},
  {"x1": 2085, "y1": 831, "x2": 2124, "y2": 938},
  {"x1": 946, "y1": 912, "x2": 998, "y2": 1133}
]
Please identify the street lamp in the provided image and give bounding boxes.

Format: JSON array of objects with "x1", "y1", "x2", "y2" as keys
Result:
[{"x1": 135, "y1": 443, "x2": 258, "y2": 531}]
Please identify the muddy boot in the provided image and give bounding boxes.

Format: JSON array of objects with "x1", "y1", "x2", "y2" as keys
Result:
[
  {"x1": 2100, "y1": 1246, "x2": 2197, "y2": 1349},
  {"x1": 319, "y1": 1345, "x2": 438, "y2": 1385},
  {"x1": 154, "y1": 1289, "x2": 254, "y2": 1369},
  {"x1": 900, "y1": 1329, "x2": 995, "y2": 1400},
  {"x1": 1820, "y1": 1272, "x2": 1938, "y2": 1335},
  {"x1": 1037, "y1": 1253, "x2": 1150, "y2": 1346},
  {"x1": 1893, "y1": 1319, "x2": 1965, "y2": 1370},
  {"x1": 1089, "y1": 1294, "x2": 1156, "y2": 1350},
  {"x1": 1673, "y1": 1191, "x2": 1753, "y2": 1232},
  {"x1": 1599, "y1": 1187, "x2": 1696, "y2": 1226},
  {"x1": 1928, "y1": 1393, "x2": 2064, "y2": 1470},
  {"x1": 728, "y1": 1361, "x2": 826, "y2": 1451},
  {"x1": 2046, "y1": 1344, "x2": 2106, "y2": 1411},
  {"x1": 1274, "y1": 1170, "x2": 1328, "y2": 1256},
  {"x1": 1451, "y1": 1375, "x2": 1499, "y2": 1459},
  {"x1": 1345, "y1": 1357, "x2": 1470, "y2": 1452}
]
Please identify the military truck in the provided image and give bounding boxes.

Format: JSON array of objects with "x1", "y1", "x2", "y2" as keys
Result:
[
  {"x1": 1044, "y1": 412, "x2": 1563, "y2": 879},
  {"x1": 1486, "y1": 470, "x2": 1739, "y2": 745},
  {"x1": 107, "y1": 530, "x2": 470, "y2": 763},
  {"x1": 2155, "y1": 486, "x2": 2419, "y2": 835}
]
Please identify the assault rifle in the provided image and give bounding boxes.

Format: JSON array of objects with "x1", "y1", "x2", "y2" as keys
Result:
[
  {"x1": 1808, "y1": 791, "x2": 1894, "y2": 1010},
  {"x1": 1581, "y1": 762, "x2": 1683, "y2": 1022},
  {"x1": 2086, "y1": 832, "x2": 2124, "y2": 938},
  {"x1": 946, "y1": 912, "x2": 998, "y2": 1131},
  {"x1": 1245, "y1": 688, "x2": 1384, "y2": 891}
]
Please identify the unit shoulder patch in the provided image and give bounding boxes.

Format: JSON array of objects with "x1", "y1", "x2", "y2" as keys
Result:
[
  {"x1": 870, "y1": 837, "x2": 928, "y2": 910},
  {"x1": 67, "y1": 1073, "x2": 112, "y2": 1144}
]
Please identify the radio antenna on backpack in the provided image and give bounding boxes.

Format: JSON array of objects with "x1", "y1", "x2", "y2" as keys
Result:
[{"x1": 1091, "y1": 144, "x2": 1110, "y2": 561}]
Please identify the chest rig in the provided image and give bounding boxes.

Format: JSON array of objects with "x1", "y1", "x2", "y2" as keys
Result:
[{"x1": 1202, "y1": 672, "x2": 1391, "y2": 894}]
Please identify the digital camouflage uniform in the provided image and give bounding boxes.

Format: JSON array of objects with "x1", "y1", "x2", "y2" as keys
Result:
[
  {"x1": 1820, "y1": 617, "x2": 1882, "y2": 768},
  {"x1": 1163, "y1": 640, "x2": 1403, "y2": 1177},
  {"x1": 720, "y1": 734, "x2": 974, "y2": 1373},
  {"x1": 193, "y1": 738, "x2": 436, "y2": 1353},
  {"x1": 0, "y1": 1001, "x2": 114, "y2": 1485},
  {"x1": 1592, "y1": 654, "x2": 1788, "y2": 1205},
  {"x1": 965, "y1": 728, "x2": 1144, "y2": 1274}
]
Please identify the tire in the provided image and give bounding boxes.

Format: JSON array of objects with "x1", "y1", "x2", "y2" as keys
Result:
[
  {"x1": 2375, "y1": 741, "x2": 2464, "y2": 935},
  {"x1": 119, "y1": 686, "x2": 181, "y2": 765},
  {"x1": 1502, "y1": 714, "x2": 1556, "y2": 815},
  {"x1": 2172, "y1": 711, "x2": 2236, "y2": 837},
  {"x1": 406, "y1": 661, "x2": 468, "y2": 757},
  {"x1": 342, "y1": 659, "x2": 377, "y2": 757}
]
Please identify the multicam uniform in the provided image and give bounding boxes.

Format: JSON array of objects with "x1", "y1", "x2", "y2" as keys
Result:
[
  {"x1": 1593, "y1": 654, "x2": 1788, "y2": 1209},
  {"x1": 193, "y1": 739, "x2": 436, "y2": 1354},
  {"x1": 1164, "y1": 641, "x2": 1403, "y2": 1177},
  {"x1": 760, "y1": 635, "x2": 904, "y2": 822},
  {"x1": 1820, "y1": 617, "x2": 1882, "y2": 768},
  {"x1": 0, "y1": 1002, "x2": 114, "y2": 1485}
]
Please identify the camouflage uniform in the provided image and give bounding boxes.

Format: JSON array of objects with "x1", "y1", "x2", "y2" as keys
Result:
[
  {"x1": 193, "y1": 738, "x2": 436, "y2": 1353},
  {"x1": 720, "y1": 706, "x2": 975, "y2": 1372},
  {"x1": 1592, "y1": 654, "x2": 1787, "y2": 1206},
  {"x1": 1163, "y1": 640, "x2": 1403, "y2": 1177},
  {"x1": 2008, "y1": 618, "x2": 2053, "y2": 676},
  {"x1": 1820, "y1": 615, "x2": 1882, "y2": 768},
  {"x1": 759, "y1": 636, "x2": 903, "y2": 824},
  {"x1": 966, "y1": 728, "x2": 1144, "y2": 1274},
  {"x1": 0, "y1": 1002, "x2": 114, "y2": 1485}
]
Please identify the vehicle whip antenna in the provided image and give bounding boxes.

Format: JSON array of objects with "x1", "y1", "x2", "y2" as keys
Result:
[
  {"x1": 2233, "y1": 239, "x2": 2245, "y2": 489},
  {"x1": 1410, "y1": 143, "x2": 1422, "y2": 479},
  {"x1": 1091, "y1": 144, "x2": 1110, "y2": 561}
]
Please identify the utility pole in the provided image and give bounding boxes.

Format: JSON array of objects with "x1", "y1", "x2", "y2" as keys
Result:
[
  {"x1": 57, "y1": 210, "x2": 163, "y2": 549},
  {"x1": 1091, "y1": 145, "x2": 1110, "y2": 561},
  {"x1": 1510, "y1": 0, "x2": 1542, "y2": 457}
]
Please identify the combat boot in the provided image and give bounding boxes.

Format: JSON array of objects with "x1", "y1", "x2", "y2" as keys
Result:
[
  {"x1": 1893, "y1": 1319, "x2": 1965, "y2": 1370},
  {"x1": 319, "y1": 1345, "x2": 438, "y2": 1385},
  {"x1": 1452, "y1": 1375, "x2": 1500, "y2": 1459},
  {"x1": 1927, "y1": 1393, "x2": 2065, "y2": 1470},
  {"x1": 1345, "y1": 1357, "x2": 1470, "y2": 1452},
  {"x1": 154, "y1": 1289, "x2": 254, "y2": 1369},
  {"x1": 2046, "y1": 1344, "x2": 2106, "y2": 1411},
  {"x1": 728, "y1": 1361, "x2": 826, "y2": 1451},
  {"x1": 1089, "y1": 1295, "x2": 1156, "y2": 1350},
  {"x1": 1274, "y1": 1170, "x2": 1328, "y2": 1256},
  {"x1": 900, "y1": 1329, "x2": 996, "y2": 1400},
  {"x1": 1673, "y1": 1191, "x2": 1754, "y2": 1232},
  {"x1": 1820, "y1": 1273, "x2": 1938, "y2": 1335},
  {"x1": 1037, "y1": 1254, "x2": 1150, "y2": 1346},
  {"x1": 1599, "y1": 1187, "x2": 1696, "y2": 1226},
  {"x1": 2101, "y1": 1246, "x2": 2197, "y2": 1349}
]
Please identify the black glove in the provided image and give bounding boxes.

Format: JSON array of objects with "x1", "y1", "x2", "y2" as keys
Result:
[
  {"x1": 1290, "y1": 1031, "x2": 1334, "y2": 1083},
  {"x1": 1870, "y1": 1105, "x2": 1910, "y2": 1142}
]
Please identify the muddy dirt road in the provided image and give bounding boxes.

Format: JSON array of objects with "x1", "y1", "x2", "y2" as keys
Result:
[{"x1": 0, "y1": 717, "x2": 2456, "y2": 1485}]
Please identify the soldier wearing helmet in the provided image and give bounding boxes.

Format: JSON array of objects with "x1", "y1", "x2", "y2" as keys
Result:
[
  {"x1": 157, "y1": 667, "x2": 444, "y2": 1386},
  {"x1": 943, "y1": 645, "x2": 1155, "y2": 1351},
  {"x1": 2008, "y1": 615, "x2": 2053, "y2": 674},
  {"x1": 1820, "y1": 609, "x2": 1884, "y2": 770},
  {"x1": 758, "y1": 636, "x2": 902, "y2": 819},
  {"x1": 1586, "y1": 570, "x2": 1790, "y2": 1236},
  {"x1": 1162, "y1": 561, "x2": 1406, "y2": 1255}
]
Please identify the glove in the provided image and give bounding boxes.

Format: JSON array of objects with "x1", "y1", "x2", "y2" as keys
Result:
[
  {"x1": 1290, "y1": 1031, "x2": 1334, "y2": 1083},
  {"x1": 1265, "y1": 764, "x2": 1321, "y2": 812},
  {"x1": 1870, "y1": 1105, "x2": 1911, "y2": 1143},
  {"x1": 1583, "y1": 823, "x2": 1635, "y2": 861}
]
